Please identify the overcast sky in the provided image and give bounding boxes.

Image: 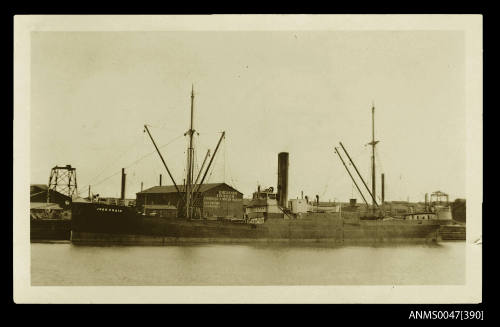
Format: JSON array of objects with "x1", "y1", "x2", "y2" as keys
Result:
[{"x1": 30, "y1": 31, "x2": 465, "y2": 202}]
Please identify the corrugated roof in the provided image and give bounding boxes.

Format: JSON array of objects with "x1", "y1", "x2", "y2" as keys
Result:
[
  {"x1": 30, "y1": 184, "x2": 71, "y2": 200},
  {"x1": 31, "y1": 184, "x2": 48, "y2": 190},
  {"x1": 30, "y1": 202, "x2": 63, "y2": 210},
  {"x1": 137, "y1": 183, "x2": 242, "y2": 195}
]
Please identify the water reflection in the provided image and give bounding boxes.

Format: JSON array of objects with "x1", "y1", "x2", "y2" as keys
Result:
[{"x1": 31, "y1": 242, "x2": 465, "y2": 286}]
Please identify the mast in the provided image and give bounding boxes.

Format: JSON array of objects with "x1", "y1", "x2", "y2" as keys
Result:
[
  {"x1": 185, "y1": 85, "x2": 196, "y2": 219},
  {"x1": 368, "y1": 103, "x2": 379, "y2": 209}
]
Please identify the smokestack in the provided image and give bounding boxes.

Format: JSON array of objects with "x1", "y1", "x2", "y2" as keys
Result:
[
  {"x1": 120, "y1": 168, "x2": 126, "y2": 200},
  {"x1": 141, "y1": 182, "x2": 143, "y2": 192},
  {"x1": 277, "y1": 152, "x2": 289, "y2": 208},
  {"x1": 381, "y1": 173, "x2": 385, "y2": 204},
  {"x1": 301, "y1": 190, "x2": 303, "y2": 199},
  {"x1": 159, "y1": 174, "x2": 162, "y2": 186}
]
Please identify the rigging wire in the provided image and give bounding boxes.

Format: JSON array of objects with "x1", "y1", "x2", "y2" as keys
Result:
[
  {"x1": 223, "y1": 135, "x2": 226, "y2": 183},
  {"x1": 375, "y1": 147, "x2": 384, "y2": 174},
  {"x1": 225, "y1": 137, "x2": 237, "y2": 188},
  {"x1": 78, "y1": 133, "x2": 185, "y2": 196},
  {"x1": 195, "y1": 132, "x2": 219, "y2": 154},
  {"x1": 374, "y1": 147, "x2": 385, "y2": 202},
  {"x1": 86, "y1": 136, "x2": 143, "y2": 186},
  {"x1": 205, "y1": 142, "x2": 223, "y2": 185},
  {"x1": 324, "y1": 144, "x2": 369, "y2": 200},
  {"x1": 322, "y1": 143, "x2": 366, "y2": 198},
  {"x1": 145, "y1": 118, "x2": 180, "y2": 130},
  {"x1": 193, "y1": 138, "x2": 198, "y2": 185}
]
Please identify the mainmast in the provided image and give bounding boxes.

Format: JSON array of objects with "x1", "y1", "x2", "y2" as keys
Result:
[
  {"x1": 368, "y1": 103, "x2": 379, "y2": 209},
  {"x1": 185, "y1": 85, "x2": 196, "y2": 219}
]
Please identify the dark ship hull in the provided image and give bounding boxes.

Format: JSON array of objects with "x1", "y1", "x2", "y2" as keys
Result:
[
  {"x1": 71, "y1": 202, "x2": 441, "y2": 245},
  {"x1": 31, "y1": 219, "x2": 72, "y2": 241}
]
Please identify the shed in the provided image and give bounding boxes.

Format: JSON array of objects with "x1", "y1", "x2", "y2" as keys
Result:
[
  {"x1": 30, "y1": 184, "x2": 72, "y2": 208},
  {"x1": 30, "y1": 202, "x2": 63, "y2": 220},
  {"x1": 136, "y1": 182, "x2": 244, "y2": 219}
]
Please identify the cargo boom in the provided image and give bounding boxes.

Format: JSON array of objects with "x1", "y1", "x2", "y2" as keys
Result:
[{"x1": 70, "y1": 88, "x2": 441, "y2": 245}]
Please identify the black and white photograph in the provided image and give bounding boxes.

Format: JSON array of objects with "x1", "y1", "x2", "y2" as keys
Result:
[{"x1": 13, "y1": 15, "x2": 482, "y2": 304}]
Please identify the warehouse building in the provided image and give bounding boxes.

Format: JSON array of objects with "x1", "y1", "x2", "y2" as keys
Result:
[
  {"x1": 136, "y1": 182, "x2": 244, "y2": 219},
  {"x1": 30, "y1": 184, "x2": 72, "y2": 209}
]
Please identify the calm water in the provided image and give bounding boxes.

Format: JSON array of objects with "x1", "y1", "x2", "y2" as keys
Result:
[{"x1": 31, "y1": 242, "x2": 465, "y2": 286}]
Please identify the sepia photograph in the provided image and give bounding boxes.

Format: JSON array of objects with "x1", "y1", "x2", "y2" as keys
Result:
[{"x1": 13, "y1": 15, "x2": 482, "y2": 304}]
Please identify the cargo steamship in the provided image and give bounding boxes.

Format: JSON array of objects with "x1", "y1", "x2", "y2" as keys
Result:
[{"x1": 71, "y1": 88, "x2": 441, "y2": 245}]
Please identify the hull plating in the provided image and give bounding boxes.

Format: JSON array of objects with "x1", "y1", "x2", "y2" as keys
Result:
[{"x1": 71, "y1": 202, "x2": 440, "y2": 245}]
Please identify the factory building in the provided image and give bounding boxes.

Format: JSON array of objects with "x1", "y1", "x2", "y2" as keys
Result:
[{"x1": 136, "y1": 182, "x2": 244, "y2": 219}]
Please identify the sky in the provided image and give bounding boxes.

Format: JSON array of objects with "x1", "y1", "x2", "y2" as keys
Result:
[{"x1": 30, "y1": 31, "x2": 465, "y2": 202}]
